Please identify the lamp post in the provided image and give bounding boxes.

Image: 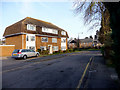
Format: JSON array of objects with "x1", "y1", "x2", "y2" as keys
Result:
[{"x1": 78, "y1": 32, "x2": 83, "y2": 48}]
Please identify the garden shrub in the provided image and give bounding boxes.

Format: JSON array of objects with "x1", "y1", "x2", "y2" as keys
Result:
[
  {"x1": 37, "y1": 49, "x2": 49, "y2": 55},
  {"x1": 58, "y1": 50, "x2": 63, "y2": 53}
]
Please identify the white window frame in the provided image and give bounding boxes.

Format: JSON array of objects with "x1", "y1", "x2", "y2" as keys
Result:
[
  {"x1": 27, "y1": 24, "x2": 36, "y2": 31},
  {"x1": 61, "y1": 38, "x2": 66, "y2": 43},
  {"x1": 28, "y1": 46, "x2": 35, "y2": 51},
  {"x1": 53, "y1": 46, "x2": 58, "y2": 51},
  {"x1": 52, "y1": 38, "x2": 57, "y2": 43},
  {"x1": 61, "y1": 31, "x2": 66, "y2": 36},
  {"x1": 41, "y1": 37, "x2": 48, "y2": 42},
  {"x1": 42, "y1": 27, "x2": 58, "y2": 34},
  {"x1": 52, "y1": 29, "x2": 58, "y2": 34},
  {"x1": 30, "y1": 36, "x2": 35, "y2": 41},
  {"x1": 61, "y1": 46, "x2": 66, "y2": 51}
]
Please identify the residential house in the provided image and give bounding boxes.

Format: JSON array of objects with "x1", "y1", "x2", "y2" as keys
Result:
[
  {"x1": 3, "y1": 17, "x2": 69, "y2": 54},
  {"x1": 0, "y1": 38, "x2": 5, "y2": 45},
  {"x1": 69, "y1": 38, "x2": 93, "y2": 48},
  {"x1": 69, "y1": 39, "x2": 77, "y2": 49},
  {"x1": 80, "y1": 38, "x2": 93, "y2": 48}
]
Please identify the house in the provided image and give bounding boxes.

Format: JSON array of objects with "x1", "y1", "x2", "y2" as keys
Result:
[
  {"x1": 0, "y1": 38, "x2": 5, "y2": 45},
  {"x1": 3, "y1": 17, "x2": 69, "y2": 54},
  {"x1": 80, "y1": 38, "x2": 93, "y2": 48},
  {"x1": 69, "y1": 39, "x2": 77, "y2": 49},
  {"x1": 69, "y1": 38, "x2": 93, "y2": 48}
]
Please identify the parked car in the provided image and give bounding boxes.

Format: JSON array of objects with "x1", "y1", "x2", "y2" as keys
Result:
[{"x1": 12, "y1": 49, "x2": 40, "y2": 59}]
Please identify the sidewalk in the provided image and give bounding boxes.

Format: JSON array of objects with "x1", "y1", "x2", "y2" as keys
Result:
[
  {"x1": 0, "y1": 56, "x2": 11, "y2": 60},
  {"x1": 85, "y1": 55, "x2": 120, "y2": 88}
]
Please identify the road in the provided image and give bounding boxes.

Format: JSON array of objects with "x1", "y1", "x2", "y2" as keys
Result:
[{"x1": 2, "y1": 51, "x2": 118, "y2": 88}]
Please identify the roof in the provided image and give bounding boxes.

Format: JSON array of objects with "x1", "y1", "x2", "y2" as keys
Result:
[
  {"x1": 70, "y1": 40, "x2": 77, "y2": 43},
  {"x1": 3, "y1": 17, "x2": 69, "y2": 38},
  {"x1": 70, "y1": 38, "x2": 93, "y2": 43},
  {"x1": 24, "y1": 17, "x2": 66, "y2": 31},
  {"x1": 80, "y1": 38, "x2": 93, "y2": 43}
]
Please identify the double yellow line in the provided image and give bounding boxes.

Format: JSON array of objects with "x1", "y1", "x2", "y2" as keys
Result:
[{"x1": 76, "y1": 57, "x2": 93, "y2": 90}]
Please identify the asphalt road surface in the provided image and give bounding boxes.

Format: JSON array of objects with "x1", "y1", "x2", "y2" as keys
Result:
[{"x1": 2, "y1": 51, "x2": 118, "y2": 88}]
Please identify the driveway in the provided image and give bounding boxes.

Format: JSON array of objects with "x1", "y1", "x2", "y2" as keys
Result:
[{"x1": 2, "y1": 51, "x2": 119, "y2": 88}]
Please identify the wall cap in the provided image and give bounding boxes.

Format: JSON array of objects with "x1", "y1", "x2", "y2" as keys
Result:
[{"x1": 0, "y1": 45, "x2": 15, "y2": 46}]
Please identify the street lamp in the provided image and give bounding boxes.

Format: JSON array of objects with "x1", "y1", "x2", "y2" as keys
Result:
[{"x1": 77, "y1": 32, "x2": 83, "y2": 48}]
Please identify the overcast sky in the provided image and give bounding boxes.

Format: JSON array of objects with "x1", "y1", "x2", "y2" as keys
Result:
[{"x1": 0, "y1": 0, "x2": 101, "y2": 40}]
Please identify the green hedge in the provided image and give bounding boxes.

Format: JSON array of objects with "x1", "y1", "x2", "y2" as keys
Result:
[{"x1": 37, "y1": 49, "x2": 49, "y2": 55}]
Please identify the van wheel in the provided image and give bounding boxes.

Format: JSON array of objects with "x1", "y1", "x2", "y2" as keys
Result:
[
  {"x1": 23, "y1": 55, "x2": 27, "y2": 59},
  {"x1": 36, "y1": 54, "x2": 39, "y2": 57}
]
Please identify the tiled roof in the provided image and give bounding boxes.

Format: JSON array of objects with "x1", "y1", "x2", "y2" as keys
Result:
[
  {"x1": 70, "y1": 38, "x2": 93, "y2": 43},
  {"x1": 3, "y1": 17, "x2": 69, "y2": 38},
  {"x1": 80, "y1": 38, "x2": 93, "y2": 43}
]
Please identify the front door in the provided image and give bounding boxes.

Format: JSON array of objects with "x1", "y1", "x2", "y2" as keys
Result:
[{"x1": 48, "y1": 45, "x2": 52, "y2": 54}]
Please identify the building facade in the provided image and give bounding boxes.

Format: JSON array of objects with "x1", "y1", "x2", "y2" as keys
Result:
[
  {"x1": 69, "y1": 38, "x2": 94, "y2": 49},
  {"x1": 3, "y1": 17, "x2": 69, "y2": 54}
]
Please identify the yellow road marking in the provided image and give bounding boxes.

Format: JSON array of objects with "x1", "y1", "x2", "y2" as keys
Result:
[{"x1": 76, "y1": 57, "x2": 93, "y2": 90}]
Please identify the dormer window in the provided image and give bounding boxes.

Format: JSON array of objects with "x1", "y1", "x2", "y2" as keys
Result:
[
  {"x1": 27, "y1": 24, "x2": 36, "y2": 31},
  {"x1": 52, "y1": 29, "x2": 58, "y2": 34},
  {"x1": 61, "y1": 31, "x2": 66, "y2": 36},
  {"x1": 42, "y1": 27, "x2": 58, "y2": 34}
]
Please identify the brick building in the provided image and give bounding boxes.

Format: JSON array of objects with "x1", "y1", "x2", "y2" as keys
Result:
[
  {"x1": 69, "y1": 38, "x2": 94, "y2": 48},
  {"x1": 3, "y1": 17, "x2": 69, "y2": 54}
]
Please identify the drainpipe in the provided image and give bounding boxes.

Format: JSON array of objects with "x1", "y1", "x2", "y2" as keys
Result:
[{"x1": 22, "y1": 34, "x2": 24, "y2": 49}]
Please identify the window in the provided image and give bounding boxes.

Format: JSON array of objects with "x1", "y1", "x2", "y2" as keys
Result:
[
  {"x1": 26, "y1": 35, "x2": 35, "y2": 41},
  {"x1": 40, "y1": 46, "x2": 46, "y2": 51},
  {"x1": 42, "y1": 27, "x2": 58, "y2": 34},
  {"x1": 42, "y1": 27, "x2": 48, "y2": 32},
  {"x1": 61, "y1": 31, "x2": 66, "y2": 35},
  {"x1": 53, "y1": 46, "x2": 58, "y2": 51},
  {"x1": 52, "y1": 29, "x2": 58, "y2": 34},
  {"x1": 61, "y1": 46, "x2": 66, "y2": 51},
  {"x1": 41, "y1": 37, "x2": 48, "y2": 42},
  {"x1": 52, "y1": 38, "x2": 57, "y2": 43},
  {"x1": 13, "y1": 49, "x2": 20, "y2": 53},
  {"x1": 21, "y1": 49, "x2": 26, "y2": 52},
  {"x1": 27, "y1": 24, "x2": 36, "y2": 31},
  {"x1": 26, "y1": 36, "x2": 29, "y2": 41},
  {"x1": 61, "y1": 38, "x2": 66, "y2": 43},
  {"x1": 28, "y1": 46, "x2": 35, "y2": 51},
  {"x1": 31, "y1": 36, "x2": 35, "y2": 41},
  {"x1": 30, "y1": 49, "x2": 35, "y2": 52}
]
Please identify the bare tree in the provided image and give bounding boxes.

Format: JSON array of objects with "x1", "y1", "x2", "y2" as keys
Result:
[{"x1": 73, "y1": 0, "x2": 106, "y2": 30}]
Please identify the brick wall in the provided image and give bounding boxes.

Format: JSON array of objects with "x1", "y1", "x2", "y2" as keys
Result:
[
  {"x1": 6, "y1": 35, "x2": 26, "y2": 49},
  {"x1": 36, "y1": 36, "x2": 61, "y2": 51},
  {"x1": 0, "y1": 45, "x2": 15, "y2": 57},
  {"x1": 80, "y1": 42, "x2": 93, "y2": 48}
]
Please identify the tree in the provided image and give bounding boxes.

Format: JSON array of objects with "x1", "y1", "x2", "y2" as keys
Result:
[
  {"x1": 85, "y1": 37, "x2": 88, "y2": 39},
  {"x1": 74, "y1": 1, "x2": 105, "y2": 30},
  {"x1": 74, "y1": 1, "x2": 120, "y2": 78},
  {"x1": 104, "y1": 2, "x2": 120, "y2": 77},
  {"x1": 89, "y1": 35, "x2": 93, "y2": 39}
]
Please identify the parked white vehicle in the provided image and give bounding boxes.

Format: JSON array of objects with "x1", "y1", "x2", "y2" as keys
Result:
[{"x1": 12, "y1": 49, "x2": 40, "y2": 59}]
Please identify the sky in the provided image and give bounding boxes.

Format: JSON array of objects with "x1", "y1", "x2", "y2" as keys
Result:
[{"x1": 0, "y1": 0, "x2": 101, "y2": 40}]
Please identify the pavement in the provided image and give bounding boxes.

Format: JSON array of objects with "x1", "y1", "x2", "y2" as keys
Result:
[
  {"x1": 82, "y1": 56, "x2": 120, "y2": 88},
  {"x1": 2, "y1": 51, "x2": 120, "y2": 89}
]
